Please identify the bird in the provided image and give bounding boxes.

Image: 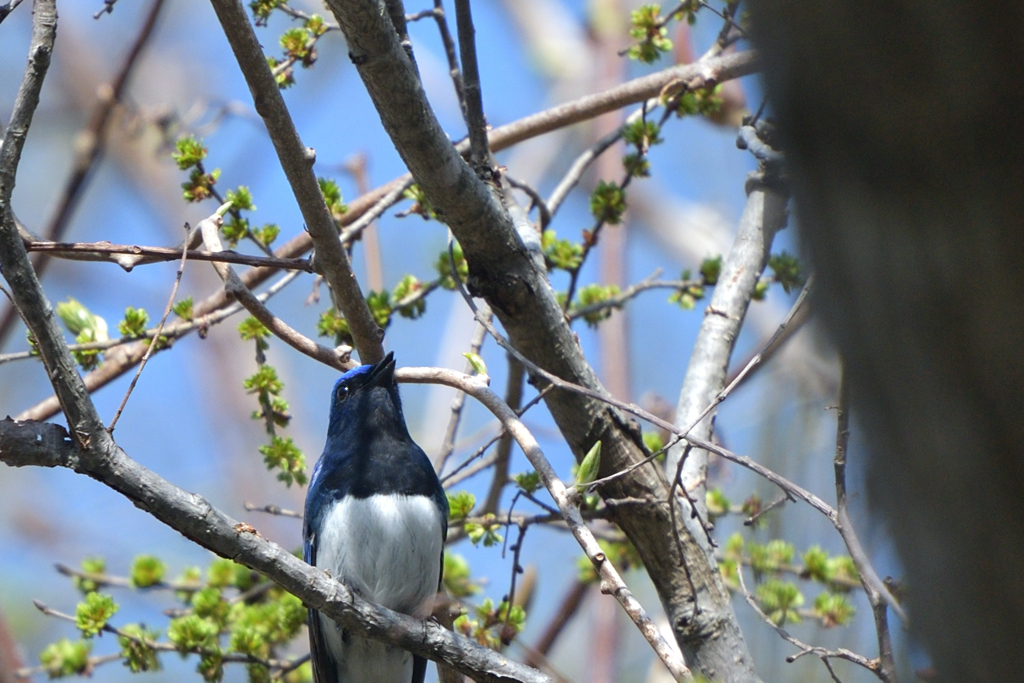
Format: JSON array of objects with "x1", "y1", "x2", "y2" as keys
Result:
[{"x1": 303, "y1": 352, "x2": 449, "y2": 683}]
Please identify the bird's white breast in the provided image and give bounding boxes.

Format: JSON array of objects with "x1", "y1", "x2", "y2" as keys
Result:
[
  {"x1": 316, "y1": 493, "x2": 444, "y2": 613},
  {"x1": 314, "y1": 494, "x2": 444, "y2": 683}
]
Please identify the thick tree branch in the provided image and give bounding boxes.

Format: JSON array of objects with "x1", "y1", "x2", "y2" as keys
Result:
[
  {"x1": 0, "y1": 418, "x2": 548, "y2": 683},
  {"x1": 321, "y1": 1, "x2": 760, "y2": 678},
  {"x1": 666, "y1": 168, "x2": 788, "y2": 521},
  {"x1": 208, "y1": 0, "x2": 383, "y2": 364}
]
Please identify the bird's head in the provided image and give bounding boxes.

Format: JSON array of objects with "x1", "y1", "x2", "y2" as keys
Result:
[{"x1": 326, "y1": 351, "x2": 407, "y2": 440}]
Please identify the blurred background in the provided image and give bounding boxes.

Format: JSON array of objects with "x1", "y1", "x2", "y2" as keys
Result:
[{"x1": 0, "y1": 0, "x2": 910, "y2": 680}]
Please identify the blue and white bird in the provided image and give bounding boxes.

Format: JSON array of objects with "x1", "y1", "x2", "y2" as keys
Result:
[{"x1": 303, "y1": 353, "x2": 449, "y2": 683}]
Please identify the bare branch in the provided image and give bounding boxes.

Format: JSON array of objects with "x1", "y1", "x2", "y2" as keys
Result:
[
  {"x1": 666, "y1": 168, "x2": 789, "y2": 525},
  {"x1": 833, "y1": 365, "x2": 904, "y2": 683},
  {"x1": 23, "y1": 239, "x2": 314, "y2": 272},
  {"x1": 208, "y1": 0, "x2": 383, "y2": 363},
  {"x1": 453, "y1": 0, "x2": 490, "y2": 166},
  {"x1": 107, "y1": 225, "x2": 191, "y2": 431},
  {"x1": 197, "y1": 207, "x2": 351, "y2": 370}
]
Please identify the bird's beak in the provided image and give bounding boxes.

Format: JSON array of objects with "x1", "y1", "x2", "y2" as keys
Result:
[{"x1": 367, "y1": 351, "x2": 396, "y2": 386}]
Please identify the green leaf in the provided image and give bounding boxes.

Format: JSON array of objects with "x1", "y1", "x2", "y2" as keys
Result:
[
  {"x1": 756, "y1": 578, "x2": 804, "y2": 625},
  {"x1": 258, "y1": 435, "x2": 307, "y2": 486},
  {"x1": 446, "y1": 491, "x2": 475, "y2": 521},
  {"x1": 198, "y1": 649, "x2": 224, "y2": 682},
  {"x1": 118, "y1": 624, "x2": 162, "y2": 672},
  {"x1": 768, "y1": 251, "x2": 804, "y2": 294},
  {"x1": 391, "y1": 274, "x2": 427, "y2": 319},
  {"x1": 513, "y1": 470, "x2": 541, "y2": 495},
  {"x1": 465, "y1": 518, "x2": 503, "y2": 547},
  {"x1": 252, "y1": 223, "x2": 280, "y2": 247},
  {"x1": 40, "y1": 638, "x2": 92, "y2": 678},
  {"x1": 574, "y1": 283, "x2": 621, "y2": 327},
  {"x1": 401, "y1": 184, "x2": 436, "y2": 220},
  {"x1": 317, "y1": 308, "x2": 350, "y2": 343},
  {"x1": 72, "y1": 557, "x2": 106, "y2": 594},
  {"x1": 434, "y1": 241, "x2": 468, "y2": 288},
  {"x1": 318, "y1": 178, "x2": 347, "y2": 220},
  {"x1": 181, "y1": 167, "x2": 220, "y2": 203},
  {"x1": 442, "y1": 553, "x2": 479, "y2": 598},
  {"x1": 802, "y1": 545, "x2": 831, "y2": 583},
  {"x1": 172, "y1": 136, "x2": 207, "y2": 170},
  {"x1": 826, "y1": 555, "x2": 859, "y2": 591},
  {"x1": 118, "y1": 306, "x2": 149, "y2": 338},
  {"x1": 365, "y1": 290, "x2": 392, "y2": 329},
  {"x1": 167, "y1": 615, "x2": 219, "y2": 653},
  {"x1": 589, "y1": 181, "x2": 627, "y2": 224},
  {"x1": 642, "y1": 431, "x2": 665, "y2": 455},
  {"x1": 541, "y1": 229, "x2": 583, "y2": 271},
  {"x1": 705, "y1": 487, "x2": 730, "y2": 519},
  {"x1": 248, "y1": 0, "x2": 281, "y2": 24},
  {"x1": 56, "y1": 298, "x2": 108, "y2": 340},
  {"x1": 700, "y1": 255, "x2": 723, "y2": 285},
  {"x1": 462, "y1": 352, "x2": 487, "y2": 375},
  {"x1": 173, "y1": 297, "x2": 194, "y2": 321},
  {"x1": 225, "y1": 186, "x2": 255, "y2": 212},
  {"x1": 130, "y1": 555, "x2": 166, "y2": 588},
  {"x1": 191, "y1": 587, "x2": 230, "y2": 626},
  {"x1": 244, "y1": 365, "x2": 283, "y2": 396},
  {"x1": 75, "y1": 592, "x2": 118, "y2": 638},
  {"x1": 575, "y1": 441, "x2": 602, "y2": 490},
  {"x1": 813, "y1": 592, "x2": 856, "y2": 627},
  {"x1": 622, "y1": 120, "x2": 663, "y2": 148}
]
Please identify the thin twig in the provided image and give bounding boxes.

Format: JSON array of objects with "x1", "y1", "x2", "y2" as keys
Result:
[
  {"x1": 23, "y1": 240, "x2": 314, "y2": 272},
  {"x1": 108, "y1": 225, "x2": 191, "y2": 430},
  {"x1": 453, "y1": 0, "x2": 489, "y2": 167},
  {"x1": 0, "y1": 0, "x2": 26, "y2": 25},
  {"x1": 29, "y1": 599, "x2": 294, "y2": 671},
  {"x1": 833, "y1": 363, "x2": 904, "y2": 682},
  {"x1": 423, "y1": 1, "x2": 466, "y2": 121},
  {"x1": 196, "y1": 206, "x2": 350, "y2": 370},
  {"x1": 734, "y1": 566, "x2": 876, "y2": 679},
  {"x1": 15, "y1": 51, "x2": 756, "y2": 422},
  {"x1": 743, "y1": 493, "x2": 792, "y2": 527},
  {"x1": 683, "y1": 276, "x2": 813, "y2": 442},
  {"x1": 0, "y1": 270, "x2": 301, "y2": 367},
  {"x1": 433, "y1": 315, "x2": 490, "y2": 472},
  {"x1": 244, "y1": 502, "x2": 302, "y2": 518},
  {"x1": 54, "y1": 563, "x2": 202, "y2": 592},
  {"x1": 481, "y1": 355, "x2": 523, "y2": 514},
  {"x1": 209, "y1": 0, "x2": 383, "y2": 363}
]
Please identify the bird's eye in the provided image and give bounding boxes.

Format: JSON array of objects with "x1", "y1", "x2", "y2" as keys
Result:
[{"x1": 335, "y1": 385, "x2": 349, "y2": 402}]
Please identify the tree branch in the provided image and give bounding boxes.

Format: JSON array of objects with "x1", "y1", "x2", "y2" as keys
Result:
[
  {"x1": 208, "y1": 0, "x2": 383, "y2": 364},
  {"x1": 666, "y1": 167, "x2": 789, "y2": 523}
]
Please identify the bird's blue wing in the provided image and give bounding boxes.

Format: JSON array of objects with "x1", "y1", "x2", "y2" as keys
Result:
[{"x1": 304, "y1": 533, "x2": 339, "y2": 683}]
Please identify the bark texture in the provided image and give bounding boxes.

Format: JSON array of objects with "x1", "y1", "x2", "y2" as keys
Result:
[{"x1": 750, "y1": 2, "x2": 1024, "y2": 680}]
